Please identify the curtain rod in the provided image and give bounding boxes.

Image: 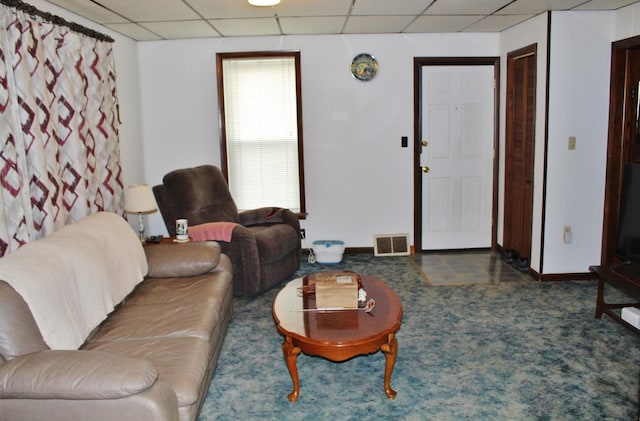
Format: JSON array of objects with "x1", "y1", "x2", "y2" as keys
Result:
[{"x1": 1, "y1": 0, "x2": 114, "y2": 43}]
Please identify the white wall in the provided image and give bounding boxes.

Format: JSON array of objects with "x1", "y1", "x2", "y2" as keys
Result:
[
  {"x1": 25, "y1": 2, "x2": 639, "y2": 275},
  {"x1": 499, "y1": 14, "x2": 549, "y2": 273},
  {"x1": 614, "y1": 1, "x2": 640, "y2": 41},
  {"x1": 499, "y1": 11, "x2": 616, "y2": 275},
  {"x1": 543, "y1": 11, "x2": 614, "y2": 274},
  {"x1": 138, "y1": 33, "x2": 500, "y2": 247}
]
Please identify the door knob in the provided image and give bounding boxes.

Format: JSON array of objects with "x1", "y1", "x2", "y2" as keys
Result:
[
  {"x1": 421, "y1": 166, "x2": 430, "y2": 173},
  {"x1": 421, "y1": 140, "x2": 428, "y2": 147}
]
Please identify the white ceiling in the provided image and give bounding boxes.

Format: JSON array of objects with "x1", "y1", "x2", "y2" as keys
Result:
[{"x1": 45, "y1": 0, "x2": 640, "y2": 41}]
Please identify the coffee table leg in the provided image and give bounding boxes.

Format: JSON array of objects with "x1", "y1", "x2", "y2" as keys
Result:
[
  {"x1": 380, "y1": 333, "x2": 398, "y2": 399},
  {"x1": 282, "y1": 336, "x2": 301, "y2": 402}
]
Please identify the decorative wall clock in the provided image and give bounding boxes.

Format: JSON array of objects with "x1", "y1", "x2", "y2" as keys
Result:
[{"x1": 350, "y1": 53, "x2": 379, "y2": 81}]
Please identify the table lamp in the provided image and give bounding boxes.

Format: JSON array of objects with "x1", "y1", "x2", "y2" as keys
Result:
[{"x1": 124, "y1": 184, "x2": 158, "y2": 242}]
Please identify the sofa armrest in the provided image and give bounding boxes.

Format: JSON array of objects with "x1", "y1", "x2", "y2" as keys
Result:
[
  {"x1": 239, "y1": 207, "x2": 300, "y2": 230},
  {"x1": 0, "y1": 350, "x2": 157, "y2": 399},
  {"x1": 145, "y1": 241, "x2": 222, "y2": 278}
]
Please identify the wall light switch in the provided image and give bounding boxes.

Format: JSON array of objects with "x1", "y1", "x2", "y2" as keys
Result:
[{"x1": 568, "y1": 136, "x2": 576, "y2": 150}]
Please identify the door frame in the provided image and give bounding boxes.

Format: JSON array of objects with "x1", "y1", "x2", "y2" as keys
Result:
[
  {"x1": 413, "y1": 57, "x2": 500, "y2": 252},
  {"x1": 601, "y1": 35, "x2": 640, "y2": 266}
]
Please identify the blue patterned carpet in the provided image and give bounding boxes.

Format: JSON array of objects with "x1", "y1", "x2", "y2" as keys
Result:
[{"x1": 199, "y1": 255, "x2": 640, "y2": 420}]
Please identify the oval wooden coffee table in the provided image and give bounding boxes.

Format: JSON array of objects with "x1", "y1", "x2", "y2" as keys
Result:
[{"x1": 272, "y1": 273, "x2": 403, "y2": 402}]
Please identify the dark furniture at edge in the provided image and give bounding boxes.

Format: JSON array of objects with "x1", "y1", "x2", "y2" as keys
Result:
[{"x1": 590, "y1": 263, "x2": 640, "y2": 333}]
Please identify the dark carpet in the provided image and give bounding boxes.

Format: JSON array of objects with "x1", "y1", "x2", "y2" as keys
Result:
[{"x1": 198, "y1": 254, "x2": 640, "y2": 420}]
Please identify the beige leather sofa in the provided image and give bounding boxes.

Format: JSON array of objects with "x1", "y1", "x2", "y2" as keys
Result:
[{"x1": 0, "y1": 212, "x2": 233, "y2": 421}]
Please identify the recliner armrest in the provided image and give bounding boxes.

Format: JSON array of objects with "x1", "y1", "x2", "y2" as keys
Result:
[
  {"x1": 0, "y1": 350, "x2": 157, "y2": 399},
  {"x1": 239, "y1": 207, "x2": 300, "y2": 231}
]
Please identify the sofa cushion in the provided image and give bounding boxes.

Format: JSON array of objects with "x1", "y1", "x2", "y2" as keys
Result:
[
  {"x1": 89, "y1": 273, "x2": 232, "y2": 343},
  {"x1": 145, "y1": 242, "x2": 222, "y2": 278},
  {"x1": 125, "y1": 273, "x2": 232, "y2": 306},
  {"x1": 88, "y1": 299, "x2": 221, "y2": 343},
  {"x1": 83, "y1": 337, "x2": 209, "y2": 410},
  {"x1": 0, "y1": 350, "x2": 157, "y2": 399}
]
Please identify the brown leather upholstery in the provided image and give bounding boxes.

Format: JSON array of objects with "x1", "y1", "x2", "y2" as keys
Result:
[
  {"x1": 154, "y1": 165, "x2": 301, "y2": 296},
  {"x1": 0, "y1": 238, "x2": 232, "y2": 421}
]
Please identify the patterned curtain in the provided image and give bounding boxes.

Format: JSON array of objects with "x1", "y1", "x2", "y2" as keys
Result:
[{"x1": 0, "y1": 3, "x2": 123, "y2": 256}]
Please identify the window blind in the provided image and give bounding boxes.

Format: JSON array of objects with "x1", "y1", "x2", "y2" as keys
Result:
[{"x1": 222, "y1": 57, "x2": 300, "y2": 212}]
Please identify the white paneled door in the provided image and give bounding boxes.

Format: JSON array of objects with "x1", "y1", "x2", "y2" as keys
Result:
[{"x1": 420, "y1": 65, "x2": 495, "y2": 250}]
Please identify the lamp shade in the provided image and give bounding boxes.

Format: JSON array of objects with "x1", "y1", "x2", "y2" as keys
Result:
[
  {"x1": 248, "y1": 0, "x2": 280, "y2": 6},
  {"x1": 124, "y1": 184, "x2": 157, "y2": 214}
]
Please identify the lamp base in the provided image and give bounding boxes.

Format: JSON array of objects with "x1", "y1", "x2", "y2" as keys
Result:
[{"x1": 137, "y1": 213, "x2": 146, "y2": 243}]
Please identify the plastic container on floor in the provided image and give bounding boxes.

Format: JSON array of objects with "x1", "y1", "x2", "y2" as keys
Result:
[{"x1": 312, "y1": 240, "x2": 345, "y2": 264}]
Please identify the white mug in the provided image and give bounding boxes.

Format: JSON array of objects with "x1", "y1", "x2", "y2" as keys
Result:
[{"x1": 176, "y1": 219, "x2": 188, "y2": 241}]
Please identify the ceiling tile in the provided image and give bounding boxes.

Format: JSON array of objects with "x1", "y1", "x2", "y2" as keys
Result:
[
  {"x1": 351, "y1": 0, "x2": 435, "y2": 15},
  {"x1": 463, "y1": 14, "x2": 534, "y2": 32},
  {"x1": 185, "y1": 0, "x2": 275, "y2": 19},
  {"x1": 499, "y1": 0, "x2": 585, "y2": 14},
  {"x1": 209, "y1": 18, "x2": 281, "y2": 37},
  {"x1": 43, "y1": 0, "x2": 640, "y2": 41},
  {"x1": 45, "y1": 0, "x2": 127, "y2": 24},
  {"x1": 574, "y1": 0, "x2": 640, "y2": 10},
  {"x1": 274, "y1": 0, "x2": 352, "y2": 17},
  {"x1": 103, "y1": 23, "x2": 162, "y2": 41},
  {"x1": 404, "y1": 15, "x2": 482, "y2": 32},
  {"x1": 424, "y1": 0, "x2": 513, "y2": 15},
  {"x1": 94, "y1": 0, "x2": 200, "y2": 22},
  {"x1": 280, "y1": 17, "x2": 346, "y2": 34},
  {"x1": 343, "y1": 15, "x2": 417, "y2": 33},
  {"x1": 140, "y1": 21, "x2": 221, "y2": 39}
]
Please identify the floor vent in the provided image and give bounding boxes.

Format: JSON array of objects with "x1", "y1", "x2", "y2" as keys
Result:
[{"x1": 374, "y1": 233, "x2": 410, "y2": 257}]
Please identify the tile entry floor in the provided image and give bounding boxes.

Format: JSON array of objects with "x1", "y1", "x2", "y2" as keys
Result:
[{"x1": 411, "y1": 250, "x2": 533, "y2": 286}]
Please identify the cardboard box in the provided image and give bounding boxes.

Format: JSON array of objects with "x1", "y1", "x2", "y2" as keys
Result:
[{"x1": 314, "y1": 272, "x2": 358, "y2": 309}]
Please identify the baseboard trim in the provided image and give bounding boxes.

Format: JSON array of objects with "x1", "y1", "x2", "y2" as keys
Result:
[
  {"x1": 346, "y1": 247, "x2": 374, "y2": 254},
  {"x1": 537, "y1": 272, "x2": 598, "y2": 282},
  {"x1": 302, "y1": 247, "x2": 374, "y2": 256}
]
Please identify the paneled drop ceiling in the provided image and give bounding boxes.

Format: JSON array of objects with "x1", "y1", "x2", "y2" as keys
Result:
[{"x1": 44, "y1": 0, "x2": 639, "y2": 41}]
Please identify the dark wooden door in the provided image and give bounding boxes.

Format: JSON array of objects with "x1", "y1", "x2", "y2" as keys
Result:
[
  {"x1": 504, "y1": 45, "x2": 536, "y2": 261},
  {"x1": 602, "y1": 40, "x2": 640, "y2": 265}
]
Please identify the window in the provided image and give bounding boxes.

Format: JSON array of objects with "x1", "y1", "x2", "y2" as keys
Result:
[{"x1": 217, "y1": 51, "x2": 305, "y2": 215}]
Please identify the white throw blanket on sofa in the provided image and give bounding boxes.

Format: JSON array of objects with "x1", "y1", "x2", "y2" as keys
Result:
[{"x1": 0, "y1": 212, "x2": 148, "y2": 349}]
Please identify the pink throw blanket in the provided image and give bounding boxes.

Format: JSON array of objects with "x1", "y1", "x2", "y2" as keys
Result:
[{"x1": 189, "y1": 222, "x2": 238, "y2": 242}]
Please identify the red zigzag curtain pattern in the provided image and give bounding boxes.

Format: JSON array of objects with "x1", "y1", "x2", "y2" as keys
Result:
[{"x1": 0, "y1": 3, "x2": 123, "y2": 257}]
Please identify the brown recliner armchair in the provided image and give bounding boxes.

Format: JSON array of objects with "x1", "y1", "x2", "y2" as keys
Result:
[{"x1": 153, "y1": 165, "x2": 301, "y2": 296}]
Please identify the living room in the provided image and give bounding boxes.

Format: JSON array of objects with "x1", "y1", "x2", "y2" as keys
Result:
[
  {"x1": 19, "y1": 0, "x2": 638, "y2": 280},
  {"x1": 2, "y1": 1, "x2": 640, "y2": 419}
]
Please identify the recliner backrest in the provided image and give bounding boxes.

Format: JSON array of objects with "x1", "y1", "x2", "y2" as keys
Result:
[{"x1": 161, "y1": 165, "x2": 241, "y2": 227}]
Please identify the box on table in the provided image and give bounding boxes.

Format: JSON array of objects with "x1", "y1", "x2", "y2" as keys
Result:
[{"x1": 314, "y1": 272, "x2": 358, "y2": 310}]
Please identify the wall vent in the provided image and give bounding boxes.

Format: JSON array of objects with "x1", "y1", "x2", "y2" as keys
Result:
[{"x1": 374, "y1": 233, "x2": 410, "y2": 257}]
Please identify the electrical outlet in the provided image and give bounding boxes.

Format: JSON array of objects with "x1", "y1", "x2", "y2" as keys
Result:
[
  {"x1": 563, "y1": 226, "x2": 572, "y2": 244},
  {"x1": 300, "y1": 229, "x2": 306, "y2": 239}
]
